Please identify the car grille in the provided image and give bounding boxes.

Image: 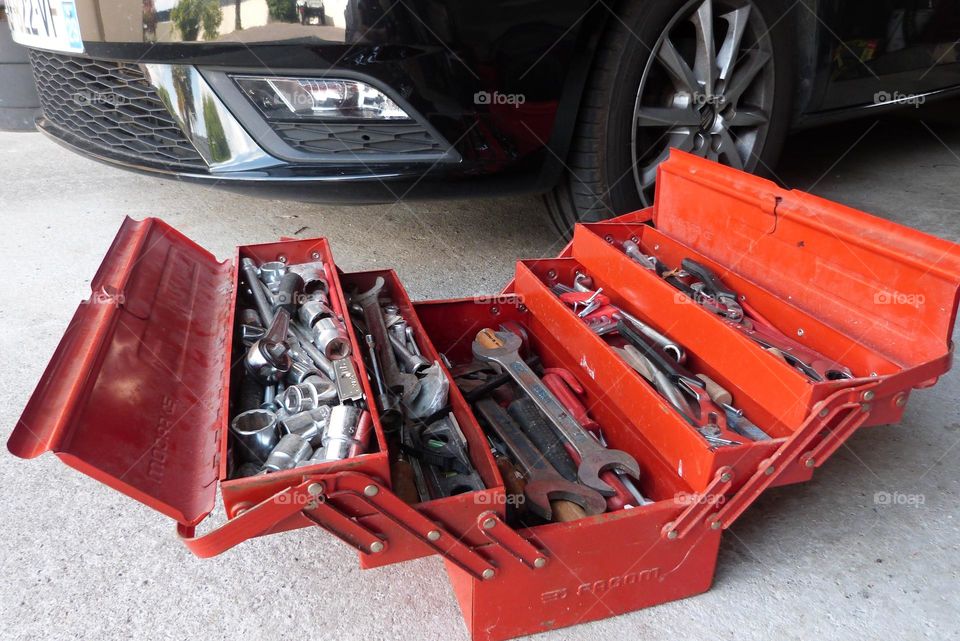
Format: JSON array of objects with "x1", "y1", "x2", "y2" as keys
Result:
[
  {"x1": 28, "y1": 50, "x2": 206, "y2": 171},
  {"x1": 271, "y1": 122, "x2": 443, "y2": 156}
]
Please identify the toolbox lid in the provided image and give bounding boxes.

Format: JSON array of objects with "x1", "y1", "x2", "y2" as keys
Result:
[
  {"x1": 7, "y1": 217, "x2": 233, "y2": 526},
  {"x1": 653, "y1": 151, "x2": 960, "y2": 369}
]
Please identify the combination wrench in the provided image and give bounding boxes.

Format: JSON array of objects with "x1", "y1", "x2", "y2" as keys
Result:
[{"x1": 472, "y1": 329, "x2": 641, "y2": 496}]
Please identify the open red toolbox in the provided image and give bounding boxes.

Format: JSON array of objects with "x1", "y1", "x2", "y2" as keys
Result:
[{"x1": 8, "y1": 151, "x2": 960, "y2": 640}]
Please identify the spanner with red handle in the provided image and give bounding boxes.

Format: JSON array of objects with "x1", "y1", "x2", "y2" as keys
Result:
[{"x1": 473, "y1": 329, "x2": 641, "y2": 496}]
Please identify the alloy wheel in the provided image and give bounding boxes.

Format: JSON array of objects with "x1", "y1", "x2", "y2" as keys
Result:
[{"x1": 631, "y1": 0, "x2": 775, "y2": 205}]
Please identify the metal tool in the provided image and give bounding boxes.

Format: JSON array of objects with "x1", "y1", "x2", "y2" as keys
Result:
[
  {"x1": 282, "y1": 375, "x2": 337, "y2": 413},
  {"x1": 616, "y1": 319, "x2": 741, "y2": 447},
  {"x1": 507, "y1": 397, "x2": 578, "y2": 483},
  {"x1": 241, "y1": 257, "x2": 274, "y2": 325},
  {"x1": 244, "y1": 308, "x2": 292, "y2": 384},
  {"x1": 321, "y1": 405, "x2": 363, "y2": 461},
  {"x1": 352, "y1": 277, "x2": 420, "y2": 401},
  {"x1": 405, "y1": 362, "x2": 449, "y2": 418},
  {"x1": 364, "y1": 334, "x2": 402, "y2": 431},
  {"x1": 389, "y1": 332, "x2": 430, "y2": 374},
  {"x1": 472, "y1": 329, "x2": 641, "y2": 496},
  {"x1": 230, "y1": 409, "x2": 279, "y2": 463},
  {"x1": 311, "y1": 316, "x2": 351, "y2": 360},
  {"x1": 274, "y1": 271, "x2": 304, "y2": 315},
  {"x1": 289, "y1": 323, "x2": 336, "y2": 380},
  {"x1": 412, "y1": 414, "x2": 485, "y2": 499},
  {"x1": 554, "y1": 283, "x2": 685, "y2": 362},
  {"x1": 259, "y1": 261, "x2": 287, "y2": 290},
  {"x1": 263, "y1": 433, "x2": 312, "y2": 471},
  {"x1": 332, "y1": 355, "x2": 364, "y2": 403},
  {"x1": 475, "y1": 398, "x2": 606, "y2": 521}
]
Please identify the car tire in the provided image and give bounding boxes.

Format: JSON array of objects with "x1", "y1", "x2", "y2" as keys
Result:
[{"x1": 545, "y1": 0, "x2": 795, "y2": 235}]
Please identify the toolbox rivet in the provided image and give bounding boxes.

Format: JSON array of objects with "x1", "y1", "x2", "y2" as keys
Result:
[
  {"x1": 482, "y1": 569, "x2": 496, "y2": 580},
  {"x1": 369, "y1": 541, "x2": 384, "y2": 553},
  {"x1": 666, "y1": 529, "x2": 678, "y2": 540},
  {"x1": 861, "y1": 390, "x2": 875, "y2": 402},
  {"x1": 720, "y1": 472, "x2": 732, "y2": 483},
  {"x1": 364, "y1": 484, "x2": 379, "y2": 497},
  {"x1": 895, "y1": 394, "x2": 907, "y2": 407},
  {"x1": 482, "y1": 517, "x2": 497, "y2": 530},
  {"x1": 547, "y1": 269, "x2": 557, "y2": 280},
  {"x1": 654, "y1": 244, "x2": 661, "y2": 251},
  {"x1": 605, "y1": 235, "x2": 614, "y2": 243},
  {"x1": 710, "y1": 520, "x2": 722, "y2": 530},
  {"x1": 307, "y1": 482, "x2": 324, "y2": 496},
  {"x1": 533, "y1": 557, "x2": 547, "y2": 569},
  {"x1": 805, "y1": 458, "x2": 816, "y2": 468},
  {"x1": 427, "y1": 530, "x2": 441, "y2": 541},
  {"x1": 818, "y1": 408, "x2": 829, "y2": 418},
  {"x1": 310, "y1": 251, "x2": 320, "y2": 259},
  {"x1": 764, "y1": 465, "x2": 776, "y2": 476},
  {"x1": 797, "y1": 328, "x2": 805, "y2": 337},
  {"x1": 277, "y1": 255, "x2": 287, "y2": 263},
  {"x1": 630, "y1": 235, "x2": 639, "y2": 243}
]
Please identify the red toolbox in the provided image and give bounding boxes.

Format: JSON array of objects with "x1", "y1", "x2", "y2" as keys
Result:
[{"x1": 8, "y1": 151, "x2": 960, "y2": 641}]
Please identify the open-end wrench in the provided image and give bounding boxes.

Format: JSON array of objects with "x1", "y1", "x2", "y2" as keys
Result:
[
  {"x1": 472, "y1": 329, "x2": 641, "y2": 496},
  {"x1": 352, "y1": 277, "x2": 420, "y2": 402},
  {"x1": 475, "y1": 399, "x2": 606, "y2": 521}
]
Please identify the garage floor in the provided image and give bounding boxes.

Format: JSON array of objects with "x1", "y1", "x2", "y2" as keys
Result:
[{"x1": 2, "y1": 100, "x2": 959, "y2": 641}]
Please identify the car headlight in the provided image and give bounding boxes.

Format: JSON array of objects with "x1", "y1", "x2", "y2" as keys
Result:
[{"x1": 233, "y1": 76, "x2": 410, "y2": 121}]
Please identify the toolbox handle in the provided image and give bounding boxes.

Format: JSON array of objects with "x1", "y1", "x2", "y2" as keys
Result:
[
  {"x1": 177, "y1": 479, "x2": 322, "y2": 558},
  {"x1": 176, "y1": 472, "x2": 506, "y2": 581}
]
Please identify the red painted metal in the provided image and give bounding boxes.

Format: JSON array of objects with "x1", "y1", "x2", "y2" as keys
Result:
[{"x1": 8, "y1": 152, "x2": 960, "y2": 641}]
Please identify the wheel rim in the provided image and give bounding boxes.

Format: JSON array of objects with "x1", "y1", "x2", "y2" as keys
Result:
[{"x1": 631, "y1": 0, "x2": 775, "y2": 205}]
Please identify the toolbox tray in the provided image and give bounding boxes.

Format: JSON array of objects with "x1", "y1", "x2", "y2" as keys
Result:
[{"x1": 8, "y1": 151, "x2": 960, "y2": 641}]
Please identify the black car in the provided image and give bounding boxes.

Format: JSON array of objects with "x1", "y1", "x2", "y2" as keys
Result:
[{"x1": 8, "y1": 0, "x2": 960, "y2": 232}]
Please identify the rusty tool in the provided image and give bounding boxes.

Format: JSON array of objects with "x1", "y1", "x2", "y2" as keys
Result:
[
  {"x1": 472, "y1": 329, "x2": 640, "y2": 496},
  {"x1": 475, "y1": 398, "x2": 605, "y2": 522}
]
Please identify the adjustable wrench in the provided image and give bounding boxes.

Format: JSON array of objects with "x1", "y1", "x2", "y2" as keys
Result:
[
  {"x1": 472, "y1": 329, "x2": 641, "y2": 496},
  {"x1": 475, "y1": 399, "x2": 606, "y2": 521}
]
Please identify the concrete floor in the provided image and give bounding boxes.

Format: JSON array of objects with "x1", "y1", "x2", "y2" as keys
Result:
[{"x1": 2, "y1": 100, "x2": 959, "y2": 641}]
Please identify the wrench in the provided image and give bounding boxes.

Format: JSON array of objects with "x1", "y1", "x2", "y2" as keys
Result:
[
  {"x1": 472, "y1": 329, "x2": 641, "y2": 496},
  {"x1": 475, "y1": 399, "x2": 606, "y2": 521},
  {"x1": 352, "y1": 277, "x2": 420, "y2": 402}
]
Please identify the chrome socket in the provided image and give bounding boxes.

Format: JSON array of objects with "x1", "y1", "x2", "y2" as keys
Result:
[
  {"x1": 287, "y1": 360, "x2": 322, "y2": 385},
  {"x1": 230, "y1": 409, "x2": 279, "y2": 464},
  {"x1": 282, "y1": 375, "x2": 337, "y2": 413},
  {"x1": 298, "y1": 299, "x2": 333, "y2": 328},
  {"x1": 279, "y1": 404, "x2": 332, "y2": 446},
  {"x1": 290, "y1": 261, "x2": 328, "y2": 296},
  {"x1": 321, "y1": 405, "x2": 362, "y2": 461},
  {"x1": 263, "y1": 433, "x2": 312, "y2": 472},
  {"x1": 312, "y1": 317, "x2": 351, "y2": 360},
  {"x1": 259, "y1": 261, "x2": 287, "y2": 290}
]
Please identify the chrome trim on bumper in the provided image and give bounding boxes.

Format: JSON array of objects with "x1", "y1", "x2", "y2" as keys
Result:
[{"x1": 142, "y1": 63, "x2": 282, "y2": 173}]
